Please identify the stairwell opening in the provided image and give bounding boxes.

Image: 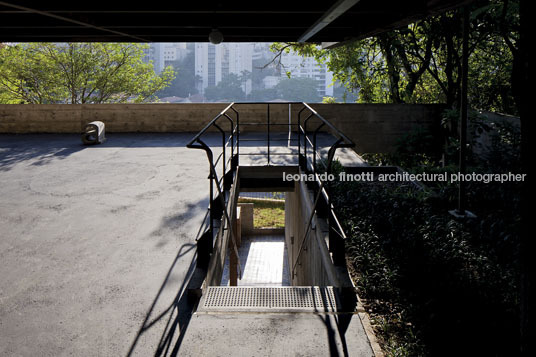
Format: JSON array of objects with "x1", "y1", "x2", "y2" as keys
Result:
[
  {"x1": 198, "y1": 175, "x2": 354, "y2": 313},
  {"x1": 184, "y1": 104, "x2": 378, "y2": 354},
  {"x1": 220, "y1": 191, "x2": 290, "y2": 287}
]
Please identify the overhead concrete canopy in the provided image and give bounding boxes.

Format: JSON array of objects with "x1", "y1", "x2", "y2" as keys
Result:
[{"x1": 0, "y1": 0, "x2": 472, "y2": 43}]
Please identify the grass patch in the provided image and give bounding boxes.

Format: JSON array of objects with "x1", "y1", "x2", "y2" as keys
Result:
[{"x1": 238, "y1": 198, "x2": 285, "y2": 228}]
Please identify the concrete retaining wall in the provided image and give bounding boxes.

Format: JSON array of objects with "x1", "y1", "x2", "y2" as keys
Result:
[
  {"x1": 237, "y1": 203, "x2": 254, "y2": 236},
  {"x1": 472, "y1": 110, "x2": 520, "y2": 159},
  {"x1": 285, "y1": 178, "x2": 343, "y2": 287},
  {"x1": 319, "y1": 103, "x2": 444, "y2": 153},
  {"x1": 0, "y1": 103, "x2": 443, "y2": 152}
]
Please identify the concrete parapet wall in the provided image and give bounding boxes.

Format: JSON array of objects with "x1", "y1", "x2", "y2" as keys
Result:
[
  {"x1": 0, "y1": 103, "x2": 229, "y2": 134},
  {"x1": 0, "y1": 103, "x2": 443, "y2": 152},
  {"x1": 314, "y1": 103, "x2": 444, "y2": 153},
  {"x1": 0, "y1": 105, "x2": 83, "y2": 133}
]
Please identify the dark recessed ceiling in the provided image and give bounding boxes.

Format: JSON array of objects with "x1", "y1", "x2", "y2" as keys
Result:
[{"x1": 0, "y1": 0, "x2": 473, "y2": 43}]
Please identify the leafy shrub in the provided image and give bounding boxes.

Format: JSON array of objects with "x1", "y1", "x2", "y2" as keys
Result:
[
  {"x1": 333, "y1": 174, "x2": 521, "y2": 356},
  {"x1": 340, "y1": 108, "x2": 521, "y2": 355}
]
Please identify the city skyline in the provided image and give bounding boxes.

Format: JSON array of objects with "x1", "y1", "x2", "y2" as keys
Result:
[{"x1": 143, "y1": 42, "x2": 339, "y2": 102}]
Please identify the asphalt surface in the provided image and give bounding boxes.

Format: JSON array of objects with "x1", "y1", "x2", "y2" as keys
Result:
[
  {"x1": 179, "y1": 313, "x2": 374, "y2": 356},
  {"x1": 0, "y1": 132, "x2": 366, "y2": 356},
  {"x1": 0, "y1": 133, "x2": 210, "y2": 356}
]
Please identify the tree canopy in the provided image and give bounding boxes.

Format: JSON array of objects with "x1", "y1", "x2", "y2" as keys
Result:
[
  {"x1": 271, "y1": 0, "x2": 519, "y2": 115},
  {"x1": 0, "y1": 43, "x2": 175, "y2": 104},
  {"x1": 205, "y1": 74, "x2": 321, "y2": 102},
  {"x1": 156, "y1": 50, "x2": 199, "y2": 99},
  {"x1": 273, "y1": 77, "x2": 321, "y2": 102},
  {"x1": 204, "y1": 73, "x2": 246, "y2": 101}
]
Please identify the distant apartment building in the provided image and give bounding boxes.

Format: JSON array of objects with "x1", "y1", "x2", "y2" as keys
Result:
[
  {"x1": 279, "y1": 52, "x2": 334, "y2": 97},
  {"x1": 145, "y1": 43, "x2": 190, "y2": 73},
  {"x1": 143, "y1": 42, "x2": 333, "y2": 101},
  {"x1": 252, "y1": 43, "x2": 269, "y2": 61},
  {"x1": 194, "y1": 43, "x2": 253, "y2": 95},
  {"x1": 252, "y1": 43, "x2": 334, "y2": 98}
]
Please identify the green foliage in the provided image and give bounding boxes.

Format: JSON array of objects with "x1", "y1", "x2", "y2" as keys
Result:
[
  {"x1": 0, "y1": 44, "x2": 67, "y2": 103},
  {"x1": 237, "y1": 198, "x2": 285, "y2": 228},
  {"x1": 156, "y1": 51, "x2": 199, "y2": 99},
  {"x1": 204, "y1": 73, "x2": 245, "y2": 101},
  {"x1": 0, "y1": 43, "x2": 175, "y2": 104},
  {"x1": 333, "y1": 175, "x2": 521, "y2": 355},
  {"x1": 248, "y1": 88, "x2": 278, "y2": 102},
  {"x1": 271, "y1": 0, "x2": 520, "y2": 114},
  {"x1": 338, "y1": 102, "x2": 522, "y2": 354},
  {"x1": 272, "y1": 77, "x2": 320, "y2": 102},
  {"x1": 322, "y1": 96, "x2": 336, "y2": 103},
  {"x1": 469, "y1": 35, "x2": 515, "y2": 113}
]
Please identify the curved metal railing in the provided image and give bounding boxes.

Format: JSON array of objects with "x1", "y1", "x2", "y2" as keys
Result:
[{"x1": 186, "y1": 102, "x2": 355, "y2": 281}]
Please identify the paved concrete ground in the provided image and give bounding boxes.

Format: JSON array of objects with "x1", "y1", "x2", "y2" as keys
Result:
[
  {"x1": 0, "y1": 132, "x2": 366, "y2": 357},
  {"x1": 0, "y1": 133, "x2": 213, "y2": 356},
  {"x1": 178, "y1": 312, "x2": 374, "y2": 356},
  {"x1": 237, "y1": 132, "x2": 366, "y2": 167}
]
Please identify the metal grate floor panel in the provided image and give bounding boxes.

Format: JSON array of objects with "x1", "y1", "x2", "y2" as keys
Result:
[{"x1": 199, "y1": 286, "x2": 339, "y2": 312}]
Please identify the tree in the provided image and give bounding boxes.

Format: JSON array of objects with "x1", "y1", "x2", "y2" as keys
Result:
[
  {"x1": 270, "y1": 0, "x2": 519, "y2": 114},
  {"x1": 468, "y1": 0, "x2": 519, "y2": 114},
  {"x1": 248, "y1": 88, "x2": 278, "y2": 102},
  {"x1": 156, "y1": 51, "x2": 199, "y2": 99},
  {"x1": 0, "y1": 43, "x2": 175, "y2": 104},
  {"x1": 204, "y1": 73, "x2": 245, "y2": 101},
  {"x1": 252, "y1": 57, "x2": 279, "y2": 90},
  {"x1": 239, "y1": 70, "x2": 251, "y2": 95},
  {"x1": 271, "y1": 23, "x2": 439, "y2": 105},
  {"x1": 274, "y1": 77, "x2": 320, "y2": 102}
]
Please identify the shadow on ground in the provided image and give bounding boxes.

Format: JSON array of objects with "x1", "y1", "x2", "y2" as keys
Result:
[
  {"x1": 127, "y1": 199, "x2": 210, "y2": 356},
  {"x1": 0, "y1": 137, "x2": 86, "y2": 171},
  {"x1": 126, "y1": 242, "x2": 197, "y2": 357},
  {"x1": 0, "y1": 133, "x2": 225, "y2": 171}
]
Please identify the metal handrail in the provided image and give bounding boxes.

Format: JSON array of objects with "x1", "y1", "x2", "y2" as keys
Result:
[
  {"x1": 298, "y1": 103, "x2": 354, "y2": 172},
  {"x1": 187, "y1": 102, "x2": 240, "y2": 277},
  {"x1": 291, "y1": 139, "x2": 343, "y2": 277},
  {"x1": 301, "y1": 102, "x2": 354, "y2": 145},
  {"x1": 292, "y1": 103, "x2": 355, "y2": 276},
  {"x1": 186, "y1": 102, "x2": 356, "y2": 282},
  {"x1": 186, "y1": 102, "x2": 235, "y2": 147}
]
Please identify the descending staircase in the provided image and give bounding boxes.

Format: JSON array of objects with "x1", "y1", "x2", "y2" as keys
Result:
[{"x1": 181, "y1": 102, "x2": 376, "y2": 356}]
